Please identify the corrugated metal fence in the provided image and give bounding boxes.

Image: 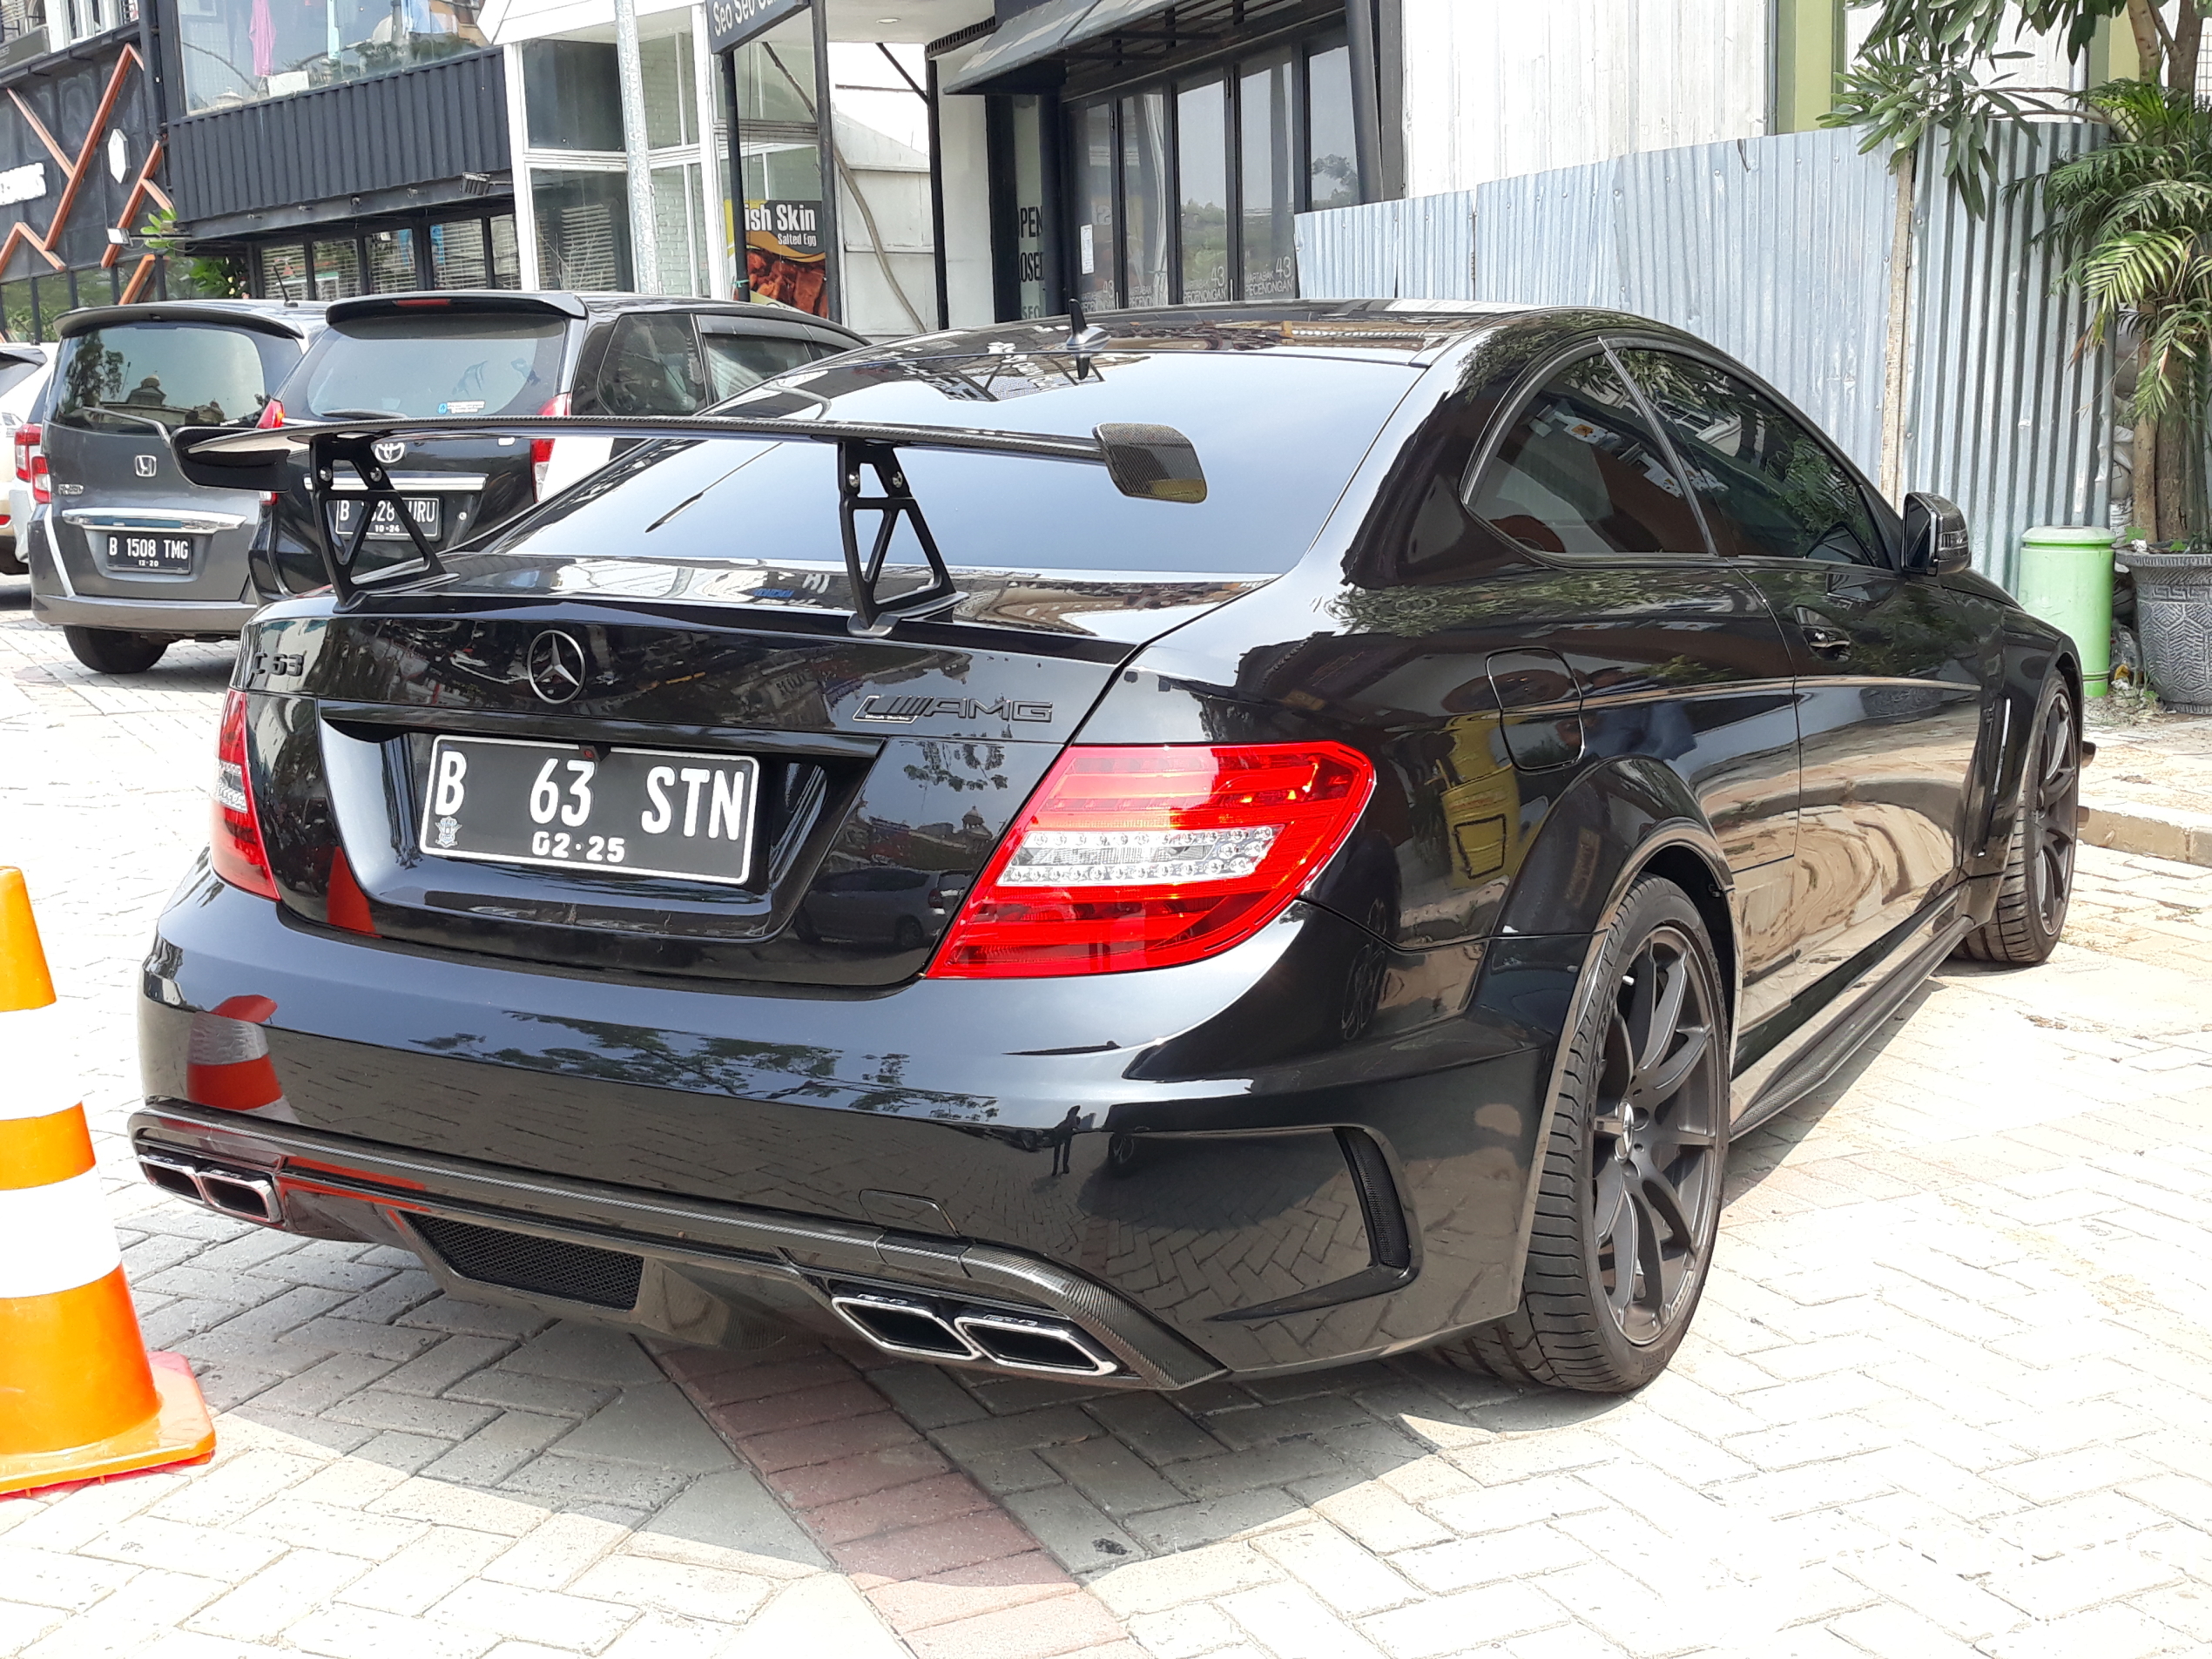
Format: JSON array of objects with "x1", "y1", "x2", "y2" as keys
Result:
[{"x1": 1295, "y1": 126, "x2": 2110, "y2": 587}]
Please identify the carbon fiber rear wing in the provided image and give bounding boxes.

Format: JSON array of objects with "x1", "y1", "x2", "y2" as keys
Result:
[{"x1": 172, "y1": 414, "x2": 1206, "y2": 631}]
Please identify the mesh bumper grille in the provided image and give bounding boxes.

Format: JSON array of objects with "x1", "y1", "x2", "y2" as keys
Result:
[{"x1": 413, "y1": 1215, "x2": 644, "y2": 1310}]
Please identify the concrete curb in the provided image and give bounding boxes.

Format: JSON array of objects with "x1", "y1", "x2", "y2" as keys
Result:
[{"x1": 2080, "y1": 800, "x2": 2212, "y2": 868}]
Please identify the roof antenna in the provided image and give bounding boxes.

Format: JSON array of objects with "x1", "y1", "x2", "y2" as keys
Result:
[{"x1": 1063, "y1": 293, "x2": 1106, "y2": 381}]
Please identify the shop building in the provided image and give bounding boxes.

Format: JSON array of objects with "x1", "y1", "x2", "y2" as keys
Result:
[{"x1": 0, "y1": 0, "x2": 172, "y2": 340}]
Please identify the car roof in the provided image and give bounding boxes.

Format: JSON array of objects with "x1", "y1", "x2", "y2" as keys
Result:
[
  {"x1": 58, "y1": 300, "x2": 327, "y2": 341},
  {"x1": 321, "y1": 289, "x2": 865, "y2": 342}
]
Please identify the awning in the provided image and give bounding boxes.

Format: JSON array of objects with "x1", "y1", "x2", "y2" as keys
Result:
[{"x1": 942, "y1": 0, "x2": 1178, "y2": 92}]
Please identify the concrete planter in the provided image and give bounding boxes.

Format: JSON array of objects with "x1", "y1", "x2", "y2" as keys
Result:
[{"x1": 2116, "y1": 546, "x2": 2212, "y2": 713}]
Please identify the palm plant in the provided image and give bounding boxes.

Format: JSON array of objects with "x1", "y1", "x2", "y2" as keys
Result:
[{"x1": 2043, "y1": 81, "x2": 2212, "y2": 542}]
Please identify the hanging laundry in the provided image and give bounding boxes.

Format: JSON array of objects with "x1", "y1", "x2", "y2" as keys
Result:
[{"x1": 249, "y1": 0, "x2": 276, "y2": 78}]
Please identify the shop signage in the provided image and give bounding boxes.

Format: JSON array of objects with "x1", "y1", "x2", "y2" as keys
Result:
[
  {"x1": 745, "y1": 199, "x2": 826, "y2": 315},
  {"x1": 0, "y1": 162, "x2": 46, "y2": 207},
  {"x1": 706, "y1": 0, "x2": 806, "y2": 54}
]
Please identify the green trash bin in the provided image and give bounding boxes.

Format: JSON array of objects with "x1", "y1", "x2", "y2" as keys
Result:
[{"x1": 2017, "y1": 525, "x2": 2116, "y2": 697}]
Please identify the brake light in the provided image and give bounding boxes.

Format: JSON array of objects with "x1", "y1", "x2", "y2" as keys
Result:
[
  {"x1": 30, "y1": 449, "x2": 48, "y2": 505},
  {"x1": 532, "y1": 393, "x2": 570, "y2": 497},
  {"x1": 257, "y1": 398, "x2": 284, "y2": 429},
  {"x1": 13, "y1": 421, "x2": 37, "y2": 482},
  {"x1": 212, "y1": 690, "x2": 278, "y2": 899},
  {"x1": 930, "y1": 742, "x2": 1374, "y2": 978}
]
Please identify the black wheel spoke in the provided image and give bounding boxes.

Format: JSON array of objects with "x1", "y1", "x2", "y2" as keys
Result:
[
  {"x1": 1636, "y1": 1157, "x2": 1695, "y2": 1244},
  {"x1": 1637, "y1": 951, "x2": 1688, "y2": 1075},
  {"x1": 1635, "y1": 1021, "x2": 1710, "y2": 1109}
]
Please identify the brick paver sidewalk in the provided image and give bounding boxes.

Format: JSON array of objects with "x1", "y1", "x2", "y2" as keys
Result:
[{"x1": 6, "y1": 582, "x2": 2212, "y2": 1658}]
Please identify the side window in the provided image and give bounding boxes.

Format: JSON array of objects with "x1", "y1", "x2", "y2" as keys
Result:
[
  {"x1": 1464, "y1": 354, "x2": 1705, "y2": 556},
  {"x1": 597, "y1": 314, "x2": 707, "y2": 416},
  {"x1": 698, "y1": 326, "x2": 834, "y2": 402},
  {"x1": 1617, "y1": 349, "x2": 1882, "y2": 565}
]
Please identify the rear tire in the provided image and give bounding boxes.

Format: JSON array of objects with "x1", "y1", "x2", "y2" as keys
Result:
[
  {"x1": 64, "y1": 627, "x2": 168, "y2": 675},
  {"x1": 1438, "y1": 875, "x2": 1730, "y2": 1393},
  {"x1": 1957, "y1": 678, "x2": 2077, "y2": 966}
]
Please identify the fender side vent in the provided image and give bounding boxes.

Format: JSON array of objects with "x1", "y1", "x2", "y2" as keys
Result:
[
  {"x1": 413, "y1": 1214, "x2": 644, "y2": 1310},
  {"x1": 1338, "y1": 1128, "x2": 1412, "y2": 1271}
]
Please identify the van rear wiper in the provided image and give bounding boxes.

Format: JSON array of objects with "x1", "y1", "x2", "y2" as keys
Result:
[{"x1": 171, "y1": 413, "x2": 1207, "y2": 627}]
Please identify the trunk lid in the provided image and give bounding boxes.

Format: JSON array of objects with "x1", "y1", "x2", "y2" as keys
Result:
[{"x1": 243, "y1": 553, "x2": 1266, "y2": 986}]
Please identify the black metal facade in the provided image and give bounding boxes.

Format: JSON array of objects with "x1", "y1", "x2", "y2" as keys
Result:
[
  {"x1": 0, "y1": 25, "x2": 158, "y2": 273},
  {"x1": 166, "y1": 49, "x2": 509, "y2": 238}
]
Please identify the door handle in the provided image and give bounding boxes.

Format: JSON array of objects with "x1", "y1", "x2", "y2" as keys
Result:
[{"x1": 1798, "y1": 624, "x2": 1851, "y2": 659}]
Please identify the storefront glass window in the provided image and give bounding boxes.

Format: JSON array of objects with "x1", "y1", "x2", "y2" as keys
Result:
[
  {"x1": 313, "y1": 239, "x2": 362, "y2": 299},
  {"x1": 1306, "y1": 43, "x2": 1358, "y2": 212},
  {"x1": 1239, "y1": 56, "x2": 1295, "y2": 300},
  {"x1": 1, "y1": 280, "x2": 32, "y2": 343},
  {"x1": 644, "y1": 32, "x2": 695, "y2": 148},
  {"x1": 734, "y1": 17, "x2": 826, "y2": 314},
  {"x1": 368, "y1": 228, "x2": 416, "y2": 291},
  {"x1": 490, "y1": 215, "x2": 520, "y2": 287},
  {"x1": 1120, "y1": 91, "x2": 1169, "y2": 309},
  {"x1": 652, "y1": 163, "x2": 708, "y2": 297},
  {"x1": 532, "y1": 169, "x2": 632, "y2": 290},
  {"x1": 524, "y1": 40, "x2": 622, "y2": 151},
  {"x1": 260, "y1": 244, "x2": 309, "y2": 300},
  {"x1": 177, "y1": 0, "x2": 489, "y2": 116},
  {"x1": 1009, "y1": 95, "x2": 1048, "y2": 320},
  {"x1": 1075, "y1": 101, "x2": 1116, "y2": 309},
  {"x1": 431, "y1": 219, "x2": 487, "y2": 287},
  {"x1": 1177, "y1": 78, "x2": 1228, "y2": 305},
  {"x1": 31, "y1": 273, "x2": 67, "y2": 336}
]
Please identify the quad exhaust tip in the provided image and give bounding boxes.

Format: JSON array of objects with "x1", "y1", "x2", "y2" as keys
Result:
[
  {"x1": 138, "y1": 1150, "x2": 281, "y2": 1226},
  {"x1": 830, "y1": 1291, "x2": 1118, "y2": 1377}
]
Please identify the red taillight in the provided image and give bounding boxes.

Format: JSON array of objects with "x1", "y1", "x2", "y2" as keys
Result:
[
  {"x1": 930, "y1": 742, "x2": 1375, "y2": 979},
  {"x1": 14, "y1": 421, "x2": 37, "y2": 482},
  {"x1": 212, "y1": 690, "x2": 278, "y2": 899},
  {"x1": 532, "y1": 393, "x2": 570, "y2": 497},
  {"x1": 30, "y1": 449, "x2": 48, "y2": 505},
  {"x1": 257, "y1": 398, "x2": 284, "y2": 428}
]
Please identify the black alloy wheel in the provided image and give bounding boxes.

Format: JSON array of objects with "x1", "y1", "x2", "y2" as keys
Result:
[
  {"x1": 1959, "y1": 679, "x2": 2078, "y2": 965},
  {"x1": 1444, "y1": 875, "x2": 1729, "y2": 1392}
]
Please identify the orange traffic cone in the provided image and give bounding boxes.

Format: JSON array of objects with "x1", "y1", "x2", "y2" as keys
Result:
[{"x1": 0, "y1": 867, "x2": 216, "y2": 1497}]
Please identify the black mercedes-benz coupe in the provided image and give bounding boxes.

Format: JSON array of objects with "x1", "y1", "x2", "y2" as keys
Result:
[{"x1": 132, "y1": 302, "x2": 2081, "y2": 1394}]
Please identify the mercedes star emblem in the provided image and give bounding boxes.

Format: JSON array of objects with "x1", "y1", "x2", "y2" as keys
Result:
[
  {"x1": 526, "y1": 631, "x2": 588, "y2": 704},
  {"x1": 373, "y1": 440, "x2": 407, "y2": 466}
]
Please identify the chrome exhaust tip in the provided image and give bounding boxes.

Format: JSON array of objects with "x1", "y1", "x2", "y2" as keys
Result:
[
  {"x1": 830, "y1": 1291, "x2": 981, "y2": 1360},
  {"x1": 138, "y1": 1151, "x2": 282, "y2": 1226},
  {"x1": 953, "y1": 1312, "x2": 1119, "y2": 1377}
]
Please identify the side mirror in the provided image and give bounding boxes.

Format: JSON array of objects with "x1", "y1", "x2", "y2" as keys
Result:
[{"x1": 1901, "y1": 491, "x2": 1971, "y2": 576}]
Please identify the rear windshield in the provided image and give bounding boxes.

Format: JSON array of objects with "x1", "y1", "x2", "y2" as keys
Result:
[
  {"x1": 300, "y1": 314, "x2": 566, "y2": 419},
  {"x1": 53, "y1": 324, "x2": 295, "y2": 433},
  {"x1": 0, "y1": 354, "x2": 43, "y2": 401},
  {"x1": 492, "y1": 347, "x2": 1418, "y2": 577}
]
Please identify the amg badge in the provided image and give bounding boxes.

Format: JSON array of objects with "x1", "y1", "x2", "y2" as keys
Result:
[{"x1": 855, "y1": 695, "x2": 1053, "y2": 724}]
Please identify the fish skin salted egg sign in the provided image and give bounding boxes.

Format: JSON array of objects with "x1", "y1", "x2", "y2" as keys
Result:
[{"x1": 706, "y1": 0, "x2": 806, "y2": 53}]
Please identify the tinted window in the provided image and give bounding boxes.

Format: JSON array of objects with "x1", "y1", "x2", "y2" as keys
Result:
[
  {"x1": 53, "y1": 324, "x2": 294, "y2": 432},
  {"x1": 599, "y1": 314, "x2": 707, "y2": 415},
  {"x1": 1619, "y1": 349, "x2": 1882, "y2": 565},
  {"x1": 1466, "y1": 355, "x2": 1704, "y2": 556},
  {"x1": 489, "y1": 346, "x2": 1418, "y2": 577},
  {"x1": 300, "y1": 314, "x2": 566, "y2": 419},
  {"x1": 0, "y1": 355, "x2": 44, "y2": 401},
  {"x1": 698, "y1": 326, "x2": 830, "y2": 401}
]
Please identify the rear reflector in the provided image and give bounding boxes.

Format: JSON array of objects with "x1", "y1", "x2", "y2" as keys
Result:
[
  {"x1": 212, "y1": 690, "x2": 278, "y2": 900},
  {"x1": 930, "y1": 742, "x2": 1373, "y2": 978}
]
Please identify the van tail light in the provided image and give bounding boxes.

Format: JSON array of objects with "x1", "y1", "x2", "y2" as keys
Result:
[
  {"x1": 14, "y1": 420, "x2": 37, "y2": 482},
  {"x1": 930, "y1": 742, "x2": 1375, "y2": 979},
  {"x1": 30, "y1": 449, "x2": 48, "y2": 505},
  {"x1": 212, "y1": 690, "x2": 278, "y2": 900},
  {"x1": 257, "y1": 398, "x2": 284, "y2": 429},
  {"x1": 532, "y1": 393, "x2": 570, "y2": 497}
]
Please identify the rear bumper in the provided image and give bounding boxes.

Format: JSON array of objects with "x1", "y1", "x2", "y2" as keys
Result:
[
  {"x1": 30, "y1": 587, "x2": 257, "y2": 635},
  {"x1": 129, "y1": 1098, "x2": 1223, "y2": 1389},
  {"x1": 138, "y1": 866, "x2": 1576, "y2": 1379}
]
